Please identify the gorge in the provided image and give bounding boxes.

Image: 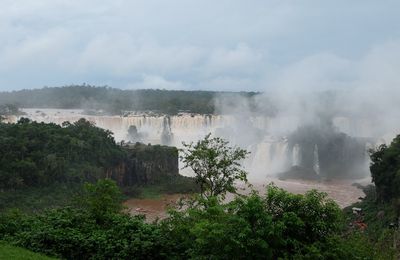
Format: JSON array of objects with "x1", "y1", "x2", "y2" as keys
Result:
[{"x1": 6, "y1": 108, "x2": 381, "y2": 182}]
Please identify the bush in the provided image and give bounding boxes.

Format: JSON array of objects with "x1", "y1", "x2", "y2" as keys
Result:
[{"x1": 162, "y1": 185, "x2": 348, "y2": 259}]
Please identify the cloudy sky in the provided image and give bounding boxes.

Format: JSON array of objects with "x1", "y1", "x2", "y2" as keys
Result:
[{"x1": 0, "y1": 0, "x2": 399, "y2": 91}]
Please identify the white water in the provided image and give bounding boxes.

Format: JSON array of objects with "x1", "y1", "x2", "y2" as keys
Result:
[
  {"x1": 5, "y1": 108, "x2": 379, "y2": 207},
  {"x1": 292, "y1": 144, "x2": 301, "y2": 166},
  {"x1": 7, "y1": 108, "x2": 382, "y2": 181},
  {"x1": 313, "y1": 144, "x2": 320, "y2": 176}
]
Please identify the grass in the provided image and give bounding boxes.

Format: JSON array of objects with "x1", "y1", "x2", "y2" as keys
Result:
[
  {"x1": 0, "y1": 183, "x2": 84, "y2": 213},
  {"x1": 137, "y1": 186, "x2": 163, "y2": 199},
  {"x1": 0, "y1": 242, "x2": 56, "y2": 260},
  {"x1": 122, "y1": 176, "x2": 199, "y2": 199}
]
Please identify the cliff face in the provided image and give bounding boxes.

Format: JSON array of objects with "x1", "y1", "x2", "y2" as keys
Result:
[{"x1": 107, "y1": 143, "x2": 179, "y2": 186}]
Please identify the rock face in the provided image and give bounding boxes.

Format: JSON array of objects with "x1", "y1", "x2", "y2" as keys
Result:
[
  {"x1": 107, "y1": 143, "x2": 179, "y2": 186},
  {"x1": 286, "y1": 125, "x2": 372, "y2": 179}
]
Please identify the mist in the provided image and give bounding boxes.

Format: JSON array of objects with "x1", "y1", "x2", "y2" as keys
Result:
[
  {"x1": 2, "y1": 39, "x2": 400, "y2": 182},
  {"x1": 212, "y1": 41, "x2": 400, "y2": 180}
]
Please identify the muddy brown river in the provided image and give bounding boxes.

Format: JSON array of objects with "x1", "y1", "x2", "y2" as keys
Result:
[{"x1": 124, "y1": 178, "x2": 371, "y2": 221}]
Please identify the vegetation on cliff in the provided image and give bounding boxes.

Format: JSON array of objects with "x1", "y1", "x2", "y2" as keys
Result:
[
  {"x1": 0, "y1": 120, "x2": 197, "y2": 212},
  {"x1": 0, "y1": 118, "x2": 124, "y2": 191},
  {"x1": 1, "y1": 134, "x2": 395, "y2": 259},
  {"x1": 370, "y1": 135, "x2": 400, "y2": 203},
  {"x1": 342, "y1": 135, "x2": 400, "y2": 253}
]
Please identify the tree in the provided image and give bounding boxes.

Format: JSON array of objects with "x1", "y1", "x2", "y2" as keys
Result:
[
  {"x1": 180, "y1": 134, "x2": 249, "y2": 201},
  {"x1": 81, "y1": 179, "x2": 124, "y2": 222},
  {"x1": 370, "y1": 135, "x2": 400, "y2": 202}
]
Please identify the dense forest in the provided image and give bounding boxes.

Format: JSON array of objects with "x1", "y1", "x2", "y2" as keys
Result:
[
  {"x1": 0, "y1": 119, "x2": 196, "y2": 212},
  {"x1": 0, "y1": 85, "x2": 259, "y2": 115},
  {"x1": 0, "y1": 118, "x2": 124, "y2": 190},
  {"x1": 1, "y1": 119, "x2": 400, "y2": 258}
]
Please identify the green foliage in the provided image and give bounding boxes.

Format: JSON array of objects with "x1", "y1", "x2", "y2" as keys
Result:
[
  {"x1": 0, "y1": 118, "x2": 125, "y2": 190},
  {"x1": 0, "y1": 242, "x2": 56, "y2": 260},
  {"x1": 1, "y1": 182, "x2": 391, "y2": 259},
  {"x1": 80, "y1": 179, "x2": 124, "y2": 222},
  {"x1": 338, "y1": 134, "x2": 400, "y2": 259},
  {"x1": 2, "y1": 120, "x2": 397, "y2": 258},
  {"x1": 1, "y1": 208, "x2": 170, "y2": 259},
  {"x1": 264, "y1": 185, "x2": 342, "y2": 245},
  {"x1": 370, "y1": 135, "x2": 400, "y2": 203},
  {"x1": 0, "y1": 183, "x2": 83, "y2": 213},
  {"x1": 128, "y1": 142, "x2": 178, "y2": 162},
  {"x1": 344, "y1": 185, "x2": 399, "y2": 258},
  {"x1": 123, "y1": 176, "x2": 200, "y2": 199},
  {"x1": 0, "y1": 180, "x2": 172, "y2": 259},
  {"x1": 162, "y1": 185, "x2": 377, "y2": 259},
  {"x1": 181, "y1": 134, "x2": 249, "y2": 201}
]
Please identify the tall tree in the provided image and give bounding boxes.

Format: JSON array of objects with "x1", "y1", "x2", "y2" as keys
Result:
[
  {"x1": 370, "y1": 135, "x2": 400, "y2": 202},
  {"x1": 180, "y1": 134, "x2": 249, "y2": 201}
]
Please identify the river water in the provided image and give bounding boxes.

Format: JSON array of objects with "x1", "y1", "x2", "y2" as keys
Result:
[{"x1": 124, "y1": 177, "x2": 370, "y2": 221}]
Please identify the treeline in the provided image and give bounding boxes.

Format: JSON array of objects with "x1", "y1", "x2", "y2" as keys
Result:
[
  {"x1": 0, "y1": 118, "x2": 125, "y2": 190},
  {"x1": 0, "y1": 85, "x2": 259, "y2": 115}
]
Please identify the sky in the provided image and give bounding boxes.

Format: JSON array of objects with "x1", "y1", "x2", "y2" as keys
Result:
[{"x1": 0, "y1": 0, "x2": 399, "y2": 91}]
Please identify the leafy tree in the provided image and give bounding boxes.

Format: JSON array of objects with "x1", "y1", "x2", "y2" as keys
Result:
[
  {"x1": 162, "y1": 186, "x2": 364, "y2": 259},
  {"x1": 80, "y1": 179, "x2": 124, "y2": 223},
  {"x1": 370, "y1": 135, "x2": 400, "y2": 202},
  {"x1": 180, "y1": 133, "x2": 249, "y2": 201}
]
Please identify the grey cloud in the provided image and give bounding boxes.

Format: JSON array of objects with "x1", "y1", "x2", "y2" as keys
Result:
[{"x1": 0, "y1": 1, "x2": 399, "y2": 90}]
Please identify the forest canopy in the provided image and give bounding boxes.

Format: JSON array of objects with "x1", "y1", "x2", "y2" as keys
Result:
[{"x1": 0, "y1": 118, "x2": 125, "y2": 190}]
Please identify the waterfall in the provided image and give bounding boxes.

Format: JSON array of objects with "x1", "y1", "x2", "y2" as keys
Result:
[
  {"x1": 251, "y1": 141, "x2": 272, "y2": 175},
  {"x1": 11, "y1": 108, "x2": 373, "y2": 178},
  {"x1": 249, "y1": 137, "x2": 289, "y2": 178},
  {"x1": 313, "y1": 144, "x2": 320, "y2": 176},
  {"x1": 161, "y1": 116, "x2": 173, "y2": 145},
  {"x1": 292, "y1": 144, "x2": 301, "y2": 166}
]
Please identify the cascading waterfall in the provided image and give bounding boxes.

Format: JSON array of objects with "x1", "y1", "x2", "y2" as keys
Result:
[
  {"x1": 313, "y1": 144, "x2": 320, "y2": 176},
  {"x1": 12, "y1": 108, "x2": 373, "y2": 179},
  {"x1": 292, "y1": 144, "x2": 301, "y2": 166},
  {"x1": 249, "y1": 137, "x2": 289, "y2": 178},
  {"x1": 161, "y1": 116, "x2": 173, "y2": 145}
]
